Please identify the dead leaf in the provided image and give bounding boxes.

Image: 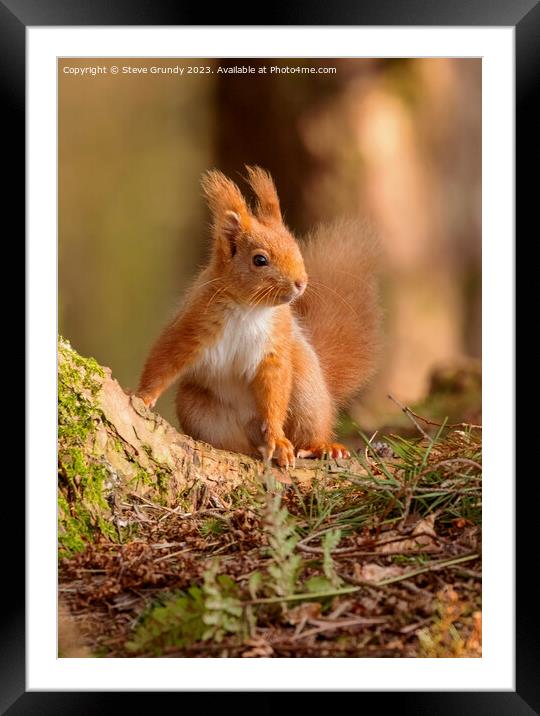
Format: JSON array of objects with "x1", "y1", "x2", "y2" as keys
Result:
[
  {"x1": 376, "y1": 515, "x2": 442, "y2": 554},
  {"x1": 466, "y1": 611, "x2": 482, "y2": 655},
  {"x1": 354, "y1": 563, "x2": 405, "y2": 583},
  {"x1": 412, "y1": 514, "x2": 437, "y2": 536},
  {"x1": 286, "y1": 602, "x2": 322, "y2": 625},
  {"x1": 452, "y1": 517, "x2": 473, "y2": 529},
  {"x1": 242, "y1": 637, "x2": 274, "y2": 658}
]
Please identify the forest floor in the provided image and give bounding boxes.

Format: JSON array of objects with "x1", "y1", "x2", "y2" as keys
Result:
[{"x1": 59, "y1": 410, "x2": 482, "y2": 659}]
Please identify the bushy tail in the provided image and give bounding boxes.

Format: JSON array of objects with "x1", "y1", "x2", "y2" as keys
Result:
[{"x1": 294, "y1": 218, "x2": 382, "y2": 407}]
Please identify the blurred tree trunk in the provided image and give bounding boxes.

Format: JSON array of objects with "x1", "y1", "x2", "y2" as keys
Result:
[
  {"x1": 214, "y1": 59, "x2": 311, "y2": 232},
  {"x1": 213, "y1": 59, "x2": 369, "y2": 233}
]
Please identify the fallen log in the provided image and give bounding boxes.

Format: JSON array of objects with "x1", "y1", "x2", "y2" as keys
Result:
[{"x1": 58, "y1": 337, "x2": 364, "y2": 556}]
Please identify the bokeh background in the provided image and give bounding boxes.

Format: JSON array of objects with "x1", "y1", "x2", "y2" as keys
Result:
[{"x1": 59, "y1": 57, "x2": 481, "y2": 437}]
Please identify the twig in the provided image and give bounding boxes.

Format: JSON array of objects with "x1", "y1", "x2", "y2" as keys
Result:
[
  {"x1": 452, "y1": 567, "x2": 482, "y2": 580},
  {"x1": 399, "y1": 617, "x2": 432, "y2": 634},
  {"x1": 327, "y1": 600, "x2": 354, "y2": 620},
  {"x1": 244, "y1": 585, "x2": 361, "y2": 606},
  {"x1": 415, "y1": 458, "x2": 482, "y2": 479},
  {"x1": 323, "y1": 548, "x2": 443, "y2": 558},
  {"x1": 333, "y1": 472, "x2": 481, "y2": 499},
  {"x1": 399, "y1": 580, "x2": 430, "y2": 595},
  {"x1": 412, "y1": 487, "x2": 481, "y2": 496},
  {"x1": 340, "y1": 553, "x2": 480, "y2": 590},
  {"x1": 388, "y1": 394, "x2": 433, "y2": 442},
  {"x1": 292, "y1": 616, "x2": 387, "y2": 641},
  {"x1": 402, "y1": 407, "x2": 482, "y2": 431},
  {"x1": 153, "y1": 547, "x2": 192, "y2": 563},
  {"x1": 126, "y1": 493, "x2": 192, "y2": 517},
  {"x1": 298, "y1": 530, "x2": 447, "y2": 556},
  {"x1": 375, "y1": 552, "x2": 480, "y2": 585},
  {"x1": 399, "y1": 487, "x2": 414, "y2": 531},
  {"x1": 297, "y1": 526, "x2": 346, "y2": 548},
  {"x1": 364, "y1": 430, "x2": 379, "y2": 467}
]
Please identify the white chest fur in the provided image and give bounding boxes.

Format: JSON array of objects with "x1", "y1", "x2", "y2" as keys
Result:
[{"x1": 195, "y1": 306, "x2": 274, "y2": 397}]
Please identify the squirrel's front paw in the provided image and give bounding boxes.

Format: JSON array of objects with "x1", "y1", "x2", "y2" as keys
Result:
[
  {"x1": 136, "y1": 391, "x2": 157, "y2": 409},
  {"x1": 258, "y1": 435, "x2": 296, "y2": 469}
]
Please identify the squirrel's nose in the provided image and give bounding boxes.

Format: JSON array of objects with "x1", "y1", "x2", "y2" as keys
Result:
[{"x1": 294, "y1": 280, "x2": 306, "y2": 295}]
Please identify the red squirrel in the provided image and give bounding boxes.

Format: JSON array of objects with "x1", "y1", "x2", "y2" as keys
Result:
[{"x1": 137, "y1": 166, "x2": 381, "y2": 468}]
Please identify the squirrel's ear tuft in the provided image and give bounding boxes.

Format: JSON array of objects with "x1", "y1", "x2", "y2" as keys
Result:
[
  {"x1": 201, "y1": 170, "x2": 251, "y2": 257},
  {"x1": 201, "y1": 170, "x2": 248, "y2": 218},
  {"x1": 245, "y1": 165, "x2": 282, "y2": 224}
]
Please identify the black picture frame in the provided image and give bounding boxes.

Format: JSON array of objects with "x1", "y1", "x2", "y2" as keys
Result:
[{"x1": 9, "y1": 0, "x2": 530, "y2": 712}]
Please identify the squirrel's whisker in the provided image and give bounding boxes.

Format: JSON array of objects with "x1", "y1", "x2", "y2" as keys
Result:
[
  {"x1": 243, "y1": 286, "x2": 272, "y2": 319},
  {"x1": 302, "y1": 284, "x2": 330, "y2": 311},
  {"x1": 250, "y1": 285, "x2": 274, "y2": 311},
  {"x1": 204, "y1": 285, "x2": 227, "y2": 313},
  {"x1": 197, "y1": 276, "x2": 224, "y2": 290},
  {"x1": 252, "y1": 285, "x2": 274, "y2": 308},
  {"x1": 308, "y1": 279, "x2": 360, "y2": 321}
]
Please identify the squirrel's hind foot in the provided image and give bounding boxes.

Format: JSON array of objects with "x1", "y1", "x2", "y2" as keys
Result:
[{"x1": 297, "y1": 443, "x2": 350, "y2": 460}]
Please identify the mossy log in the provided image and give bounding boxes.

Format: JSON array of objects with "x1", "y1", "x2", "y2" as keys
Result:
[{"x1": 58, "y1": 337, "x2": 364, "y2": 556}]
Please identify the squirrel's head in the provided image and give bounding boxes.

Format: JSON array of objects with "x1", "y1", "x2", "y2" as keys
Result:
[{"x1": 201, "y1": 166, "x2": 307, "y2": 307}]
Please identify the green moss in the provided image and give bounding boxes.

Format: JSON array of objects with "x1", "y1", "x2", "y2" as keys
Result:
[
  {"x1": 129, "y1": 467, "x2": 154, "y2": 489},
  {"x1": 127, "y1": 466, "x2": 170, "y2": 507},
  {"x1": 199, "y1": 517, "x2": 228, "y2": 537},
  {"x1": 58, "y1": 338, "x2": 104, "y2": 444},
  {"x1": 222, "y1": 483, "x2": 261, "y2": 510},
  {"x1": 97, "y1": 516, "x2": 119, "y2": 541},
  {"x1": 62, "y1": 448, "x2": 109, "y2": 506},
  {"x1": 156, "y1": 471, "x2": 170, "y2": 500},
  {"x1": 58, "y1": 338, "x2": 114, "y2": 556},
  {"x1": 58, "y1": 493, "x2": 95, "y2": 558}
]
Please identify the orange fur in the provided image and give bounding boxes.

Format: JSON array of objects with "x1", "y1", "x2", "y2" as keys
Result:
[{"x1": 137, "y1": 168, "x2": 381, "y2": 467}]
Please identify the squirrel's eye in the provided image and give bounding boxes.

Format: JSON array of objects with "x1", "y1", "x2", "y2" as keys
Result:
[{"x1": 253, "y1": 254, "x2": 269, "y2": 267}]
